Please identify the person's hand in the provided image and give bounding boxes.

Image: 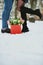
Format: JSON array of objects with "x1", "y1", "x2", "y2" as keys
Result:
[{"x1": 20, "y1": 18, "x2": 24, "y2": 24}]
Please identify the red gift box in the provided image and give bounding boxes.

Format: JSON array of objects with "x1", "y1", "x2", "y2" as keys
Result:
[{"x1": 10, "y1": 25, "x2": 22, "y2": 34}]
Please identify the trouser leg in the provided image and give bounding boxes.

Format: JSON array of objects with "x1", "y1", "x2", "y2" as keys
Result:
[
  {"x1": 2, "y1": 0, "x2": 14, "y2": 28},
  {"x1": 20, "y1": 6, "x2": 35, "y2": 26},
  {"x1": 21, "y1": 6, "x2": 42, "y2": 20},
  {"x1": 20, "y1": 9, "x2": 27, "y2": 26},
  {"x1": 20, "y1": 6, "x2": 29, "y2": 32}
]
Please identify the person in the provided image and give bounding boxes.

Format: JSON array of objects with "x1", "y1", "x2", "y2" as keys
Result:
[
  {"x1": 17, "y1": 0, "x2": 42, "y2": 32},
  {"x1": 1, "y1": 0, "x2": 14, "y2": 33}
]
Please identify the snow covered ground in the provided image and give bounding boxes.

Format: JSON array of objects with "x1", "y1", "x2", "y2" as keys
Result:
[{"x1": 0, "y1": 20, "x2": 43, "y2": 65}]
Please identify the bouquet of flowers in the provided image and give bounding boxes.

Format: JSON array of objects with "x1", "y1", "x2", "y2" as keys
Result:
[
  {"x1": 10, "y1": 18, "x2": 24, "y2": 25},
  {"x1": 9, "y1": 18, "x2": 24, "y2": 34}
]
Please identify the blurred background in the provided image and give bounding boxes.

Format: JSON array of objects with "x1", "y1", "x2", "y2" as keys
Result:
[{"x1": 0, "y1": 0, "x2": 43, "y2": 19}]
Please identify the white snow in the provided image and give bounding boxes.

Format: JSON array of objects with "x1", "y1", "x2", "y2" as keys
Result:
[{"x1": 0, "y1": 20, "x2": 43, "y2": 65}]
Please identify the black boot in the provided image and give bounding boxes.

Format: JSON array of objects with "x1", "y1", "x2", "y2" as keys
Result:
[
  {"x1": 22, "y1": 25, "x2": 29, "y2": 33},
  {"x1": 35, "y1": 9, "x2": 42, "y2": 19},
  {"x1": 1, "y1": 28, "x2": 10, "y2": 33}
]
